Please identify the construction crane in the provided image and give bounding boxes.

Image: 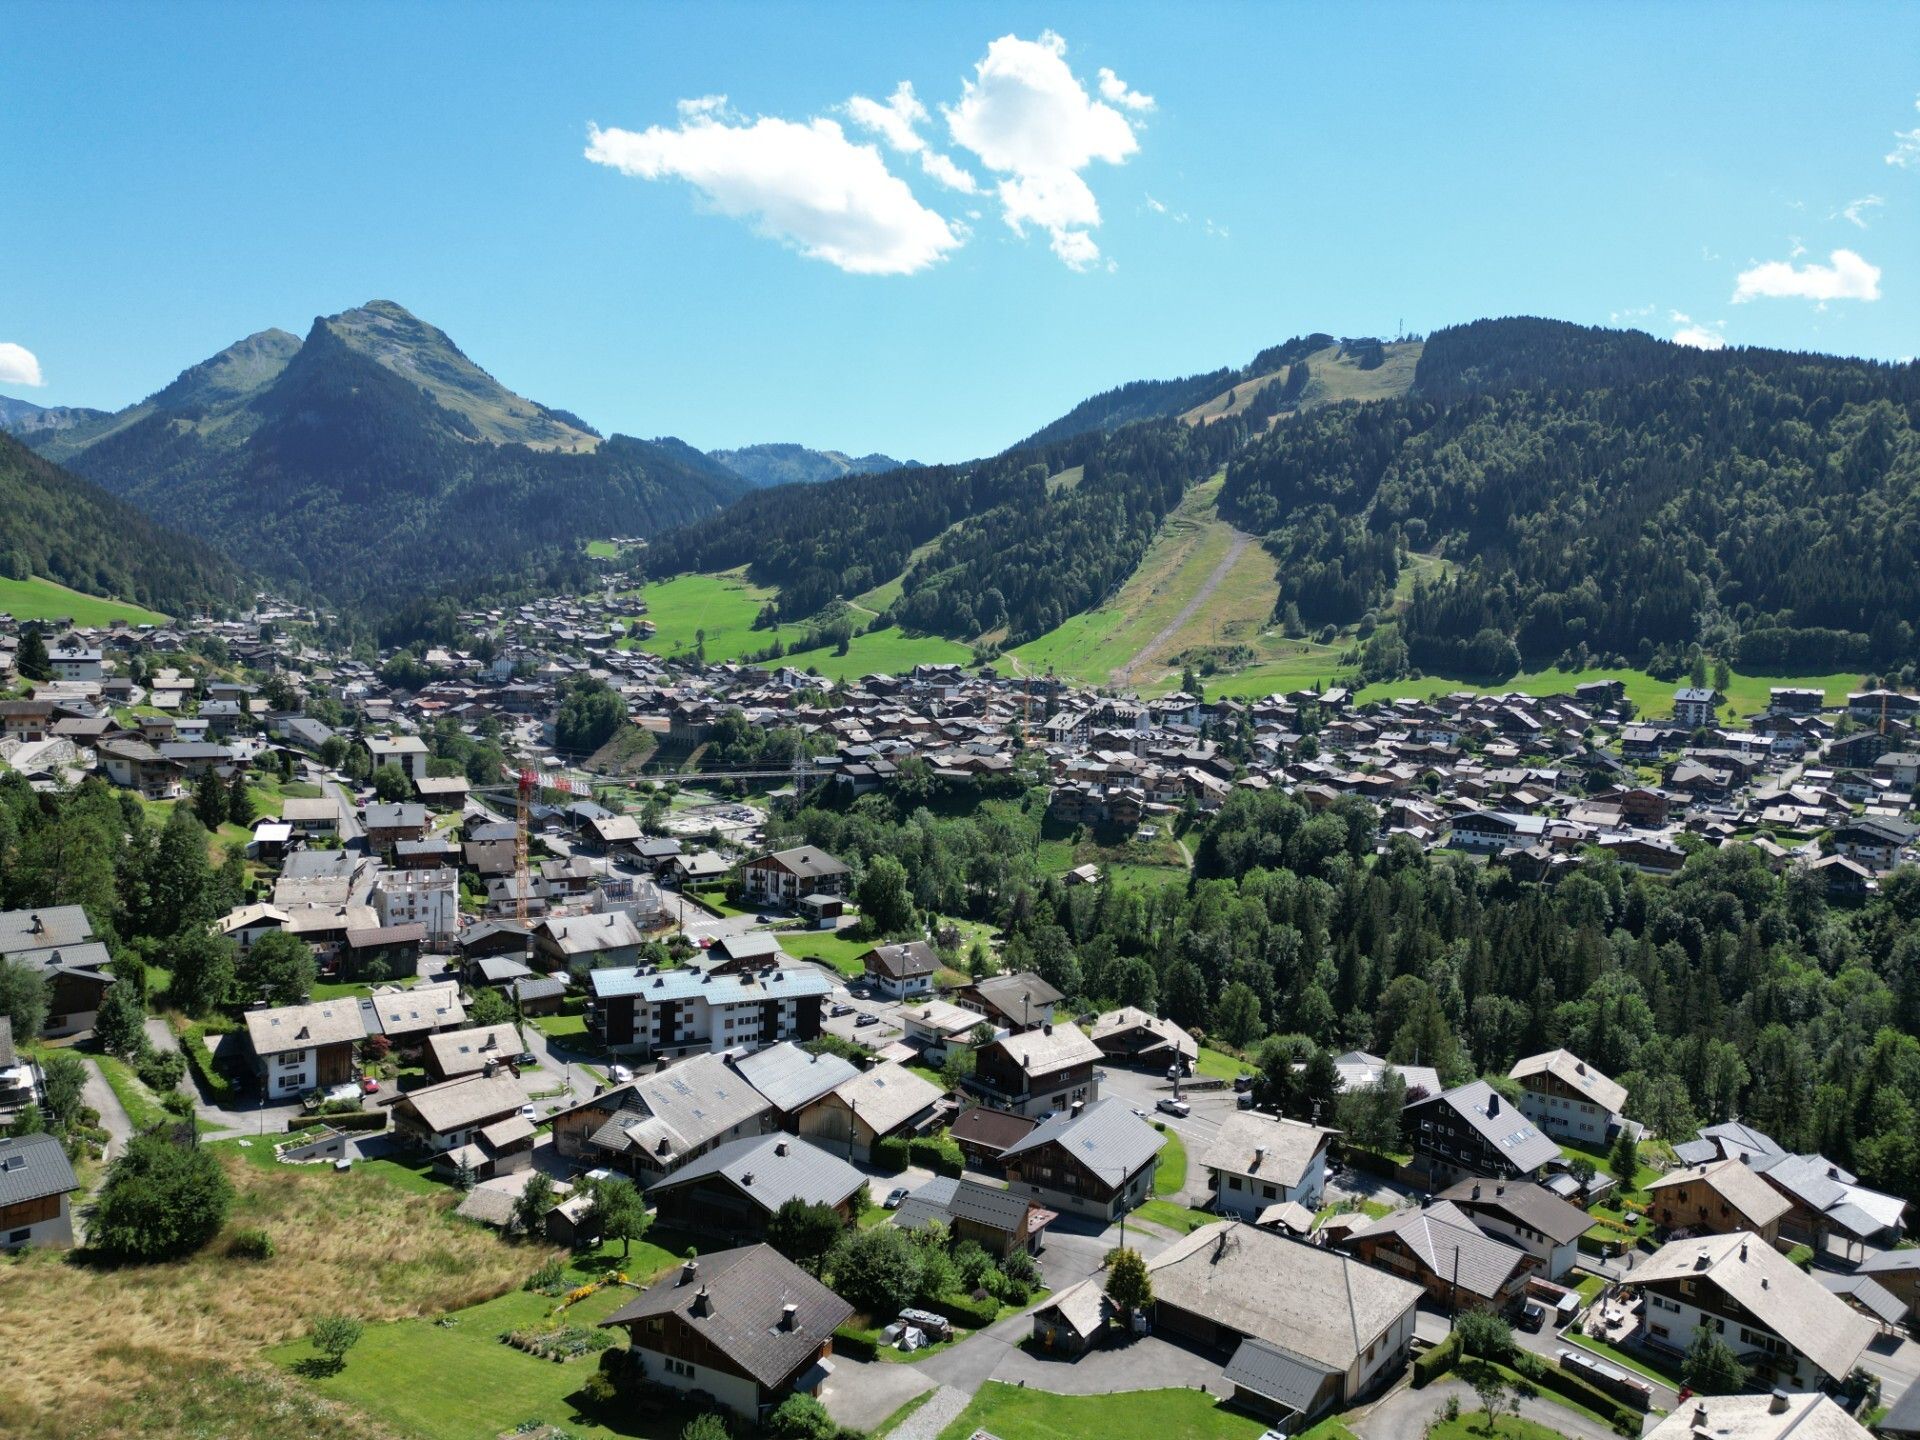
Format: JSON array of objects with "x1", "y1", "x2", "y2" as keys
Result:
[{"x1": 497, "y1": 762, "x2": 592, "y2": 928}]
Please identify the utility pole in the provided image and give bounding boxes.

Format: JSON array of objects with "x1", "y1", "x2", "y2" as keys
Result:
[{"x1": 1449, "y1": 1244, "x2": 1461, "y2": 1329}]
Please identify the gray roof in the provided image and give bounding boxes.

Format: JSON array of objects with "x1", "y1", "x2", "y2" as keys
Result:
[
  {"x1": 1885, "y1": 1376, "x2": 1920, "y2": 1439},
  {"x1": 649, "y1": 1133, "x2": 865, "y2": 1215},
  {"x1": 1815, "y1": 1271, "x2": 1908, "y2": 1326},
  {"x1": 982, "y1": 1021, "x2": 1102, "y2": 1078},
  {"x1": 830, "y1": 1062, "x2": 943, "y2": 1136},
  {"x1": 1200, "y1": 1113, "x2": 1334, "y2": 1189},
  {"x1": 1002, "y1": 1096, "x2": 1164, "y2": 1179},
  {"x1": 1418, "y1": 1080, "x2": 1560, "y2": 1174},
  {"x1": 590, "y1": 966, "x2": 830, "y2": 1005},
  {"x1": 0, "y1": 1133, "x2": 79, "y2": 1205},
  {"x1": 866, "y1": 941, "x2": 937, "y2": 981},
  {"x1": 600, "y1": 1244, "x2": 853, "y2": 1388},
  {"x1": 1149, "y1": 1222, "x2": 1421, "y2": 1371},
  {"x1": 970, "y1": 971, "x2": 1063, "y2": 1018},
  {"x1": 588, "y1": 1052, "x2": 774, "y2": 1164},
  {"x1": 363, "y1": 802, "x2": 428, "y2": 829},
  {"x1": 1858, "y1": 1248, "x2": 1920, "y2": 1275},
  {"x1": 892, "y1": 1175, "x2": 1034, "y2": 1238},
  {"x1": 731, "y1": 1041, "x2": 858, "y2": 1115},
  {"x1": 1355, "y1": 1200, "x2": 1533, "y2": 1300},
  {"x1": 1221, "y1": 1336, "x2": 1336, "y2": 1414},
  {"x1": 0, "y1": 905, "x2": 94, "y2": 953},
  {"x1": 1438, "y1": 1178, "x2": 1591, "y2": 1246}
]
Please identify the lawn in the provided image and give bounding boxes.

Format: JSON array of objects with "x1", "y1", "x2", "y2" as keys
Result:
[
  {"x1": 1130, "y1": 1197, "x2": 1216, "y2": 1234},
  {"x1": 0, "y1": 573, "x2": 170, "y2": 626},
  {"x1": 533, "y1": 1011, "x2": 589, "y2": 1039},
  {"x1": 1153, "y1": 1126, "x2": 1188, "y2": 1196},
  {"x1": 777, "y1": 927, "x2": 872, "y2": 976},
  {"x1": 776, "y1": 623, "x2": 974, "y2": 681},
  {"x1": 93, "y1": 1052, "x2": 182, "y2": 1133},
  {"x1": 1564, "y1": 1332, "x2": 1686, "y2": 1388},
  {"x1": 621, "y1": 568, "x2": 779, "y2": 662},
  {"x1": 934, "y1": 1381, "x2": 1267, "y2": 1440},
  {"x1": 1194, "y1": 1046, "x2": 1252, "y2": 1083},
  {"x1": 1429, "y1": 1410, "x2": 1574, "y2": 1440},
  {"x1": 1354, "y1": 664, "x2": 1869, "y2": 722}
]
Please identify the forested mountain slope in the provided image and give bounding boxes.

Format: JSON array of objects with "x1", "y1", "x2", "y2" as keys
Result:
[
  {"x1": 1221, "y1": 317, "x2": 1920, "y2": 678},
  {"x1": 0, "y1": 431, "x2": 246, "y2": 616},
  {"x1": 26, "y1": 302, "x2": 746, "y2": 608},
  {"x1": 706, "y1": 442, "x2": 912, "y2": 488}
]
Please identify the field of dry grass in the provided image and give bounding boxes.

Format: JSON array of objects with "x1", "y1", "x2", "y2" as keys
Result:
[{"x1": 0, "y1": 1146, "x2": 541, "y2": 1440}]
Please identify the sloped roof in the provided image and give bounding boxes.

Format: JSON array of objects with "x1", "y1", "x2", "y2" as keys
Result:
[
  {"x1": 396, "y1": 1073, "x2": 526, "y2": 1135},
  {"x1": 1090, "y1": 1006, "x2": 1197, "y2": 1059},
  {"x1": 1222, "y1": 1336, "x2": 1337, "y2": 1414},
  {"x1": 366, "y1": 981, "x2": 465, "y2": 1037},
  {"x1": 1509, "y1": 1048, "x2": 1629, "y2": 1114},
  {"x1": 1354, "y1": 1200, "x2": 1533, "y2": 1300},
  {"x1": 1002, "y1": 1096, "x2": 1163, "y2": 1179},
  {"x1": 1647, "y1": 1158, "x2": 1792, "y2": 1230},
  {"x1": 1415, "y1": 1080, "x2": 1560, "y2": 1175},
  {"x1": 984, "y1": 1021, "x2": 1101, "y2": 1077},
  {"x1": 1635, "y1": 1231, "x2": 1875, "y2": 1380},
  {"x1": 731, "y1": 1041, "x2": 858, "y2": 1115},
  {"x1": 1437, "y1": 1178, "x2": 1591, "y2": 1246},
  {"x1": 245, "y1": 998, "x2": 368, "y2": 1055},
  {"x1": 424, "y1": 1023, "x2": 524, "y2": 1076},
  {"x1": 1199, "y1": 1112, "x2": 1335, "y2": 1189},
  {"x1": 0, "y1": 1133, "x2": 79, "y2": 1205},
  {"x1": 600, "y1": 1244, "x2": 853, "y2": 1388},
  {"x1": 1149, "y1": 1221, "x2": 1420, "y2": 1371},
  {"x1": 1645, "y1": 1392, "x2": 1874, "y2": 1440},
  {"x1": 865, "y1": 941, "x2": 938, "y2": 981},
  {"x1": 650, "y1": 1133, "x2": 865, "y2": 1215},
  {"x1": 830, "y1": 1062, "x2": 942, "y2": 1136}
]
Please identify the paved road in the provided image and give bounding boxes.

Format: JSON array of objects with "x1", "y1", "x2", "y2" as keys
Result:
[
  {"x1": 316, "y1": 775, "x2": 365, "y2": 842},
  {"x1": 1353, "y1": 1375, "x2": 1631, "y2": 1440},
  {"x1": 80, "y1": 1056, "x2": 134, "y2": 1161}
]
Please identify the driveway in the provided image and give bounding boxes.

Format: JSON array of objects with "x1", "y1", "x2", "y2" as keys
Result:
[
  {"x1": 80, "y1": 1056, "x2": 133, "y2": 1161},
  {"x1": 818, "y1": 1363, "x2": 935, "y2": 1435},
  {"x1": 1353, "y1": 1375, "x2": 1634, "y2": 1440}
]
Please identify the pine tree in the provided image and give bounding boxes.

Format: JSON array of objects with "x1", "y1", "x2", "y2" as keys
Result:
[{"x1": 16, "y1": 626, "x2": 50, "y2": 681}]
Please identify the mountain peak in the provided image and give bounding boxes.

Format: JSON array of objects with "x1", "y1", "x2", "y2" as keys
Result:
[{"x1": 149, "y1": 326, "x2": 302, "y2": 413}]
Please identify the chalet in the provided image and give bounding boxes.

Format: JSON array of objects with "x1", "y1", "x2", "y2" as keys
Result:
[
  {"x1": 647, "y1": 1134, "x2": 865, "y2": 1240},
  {"x1": 738, "y1": 847, "x2": 849, "y2": 907},
  {"x1": 0, "y1": 1132, "x2": 80, "y2": 1251},
  {"x1": 599, "y1": 1245, "x2": 851, "y2": 1423},
  {"x1": 1828, "y1": 817, "x2": 1914, "y2": 871},
  {"x1": 0, "y1": 700, "x2": 54, "y2": 742},
  {"x1": 536, "y1": 910, "x2": 645, "y2": 974},
  {"x1": 362, "y1": 980, "x2": 466, "y2": 1044},
  {"x1": 421, "y1": 1022, "x2": 526, "y2": 1080},
  {"x1": 1435, "y1": 1178, "x2": 1589, "y2": 1281},
  {"x1": 391, "y1": 1072, "x2": 528, "y2": 1156},
  {"x1": 1450, "y1": 809, "x2": 1546, "y2": 853},
  {"x1": 796, "y1": 1061, "x2": 943, "y2": 1162},
  {"x1": 1000, "y1": 1097, "x2": 1161, "y2": 1221},
  {"x1": 1200, "y1": 1113, "x2": 1337, "y2": 1219},
  {"x1": 860, "y1": 940, "x2": 938, "y2": 1000},
  {"x1": 1598, "y1": 834, "x2": 1687, "y2": 876},
  {"x1": 96, "y1": 737, "x2": 182, "y2": 799},
  {"x1": 1406, "y1": 1080, "x2": 1560, "y2": 1188},
  {"x1": 1767, "y1": 688, "x2": 1826, "y2": 716},
  {"x1": 1341, "y1": 1199, "x2": 1538, "y2": 1313},
  {"x1": 1088, "y1": 1006, "x2": 1197, "y2": 1071},
  {"x1": 282, "y1": 796, "x2": 342, "y2": 839},
  {"x1": 968, "y1": 1020, "x2": 1101, "y2": 1119},
  {"x1": 948, "y1": 1105, "x2": 1039, "y2": 1171},
  {"x1": 1648, "y1": 1395, "x2": 1873, "y2": 1440},
  {"x1": 1149, "y1": 1223, "x2": 1421, "y2": 1427},
  {"x1": 1646, "y1": 1158, "x2": 1791, "y2": 1243},
  {"x1": 728, "y1": 1041, "x2": 858, "y2": 1130},
  {"x1": 244, "y1": 998, "x2": 366, "y2": 1099},
  {"x1": 0, "y1": 906, "x2": 115, "y2": 1038},
  {"x1": 362, "y1": 802, "x2": 430, "y2": 852},
  {"x1": 898, "y1": 998, "x2": 986, "y2": 1062},
  {"x1": 549, "y1": 1052, "x2": 774, "y2": 1183},
  {"x1": 952, "y1": 971, "x2": 1062, "y2": 1033},
  {"x1": 1508, "y1": 1048, "x2": 1628, "y2": 1145},
  {"x1": 890, "y1": 1174, "x2": 1054, "y2": 1258},
  {"x1": 1634, "y1": 1231, "x2": 1874, "y2": 1388}
]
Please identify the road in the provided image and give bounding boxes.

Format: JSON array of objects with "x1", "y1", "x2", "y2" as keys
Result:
[{"x1": 313, "y1": 772, "x2": 365, "y2": 842}]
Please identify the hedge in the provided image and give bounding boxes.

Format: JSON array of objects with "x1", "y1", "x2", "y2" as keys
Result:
[
  {"x1": 872, "y1": 1137, "x2": 911, "y2": 1173},
  {"x1": 179, "y1": 1026, "x2": 235, "y2": 1102},
  {"x1": 831, "y1": 1326, "x2": 878, "y2": 1362},
  {"x1": 1516, "y1": 1351, "x2": 1645, "y2": 1422},
  {"x1": 924, "y1": 1293, "x2": 1000, "y2": 1330},
  {"x1": 286, "y1": 1110, "x2": 388, "y2": 1133},
  {"x1": 1413, "y1": 1334, "x2": 1460, "y2": 1387},
  {"x1": 908, "y1": 1133, "x2": 964, "y2": 1177}
]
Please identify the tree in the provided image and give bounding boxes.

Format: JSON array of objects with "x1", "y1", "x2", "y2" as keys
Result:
[
  {"x1": 1464, "y1": 1360, "x2": 1511, "y2": 1429},
  {"x1": 7, "y1": 1103, "x2": 45, "y2": 1137},
  {"x1": 308, "y1": 1314, "x2": 363, "y2": 1375},
  {"x1": 1334, "y1": 1074, "x2": 1407, "y2": 1154},
  {"x1": 0, "y1": 958, "x2": 49, "y2": 1044},
  {"x1": 828, "y1": 1224, "x2": 921, "y2": 1317},
  {"x1": 940, "y1": 1044, "x2": 976, "y2": 1093},
  {"x1": 91, "y1": 1133, "x2": 234, "y2": 1260},
  {"x1": 1456, "y1": 1309, "x2": 1512, "y2": 1361},
  {"x1": 16, "y1": 626, "x2": 51, "y2": 682},
  {"x1": 467, "y1": 987, "x2": 514, "y2": 1028},
  {"x1": 1684, "y1": 1326, "x2": 1747, "y2": 1394},
  {"x1": 237, "y1": 930, "x2": 315, "y2": 1007},
  {"x1": 372, "y1": 765, "x2": 411, "y2": 803},
  {"x1": 93, "y1": 975, "x2": 147, "y2": 1060},
  {"x1": 1568, "y1": 1156, "x2": 1597, "y2": 1190},
  {"x1": 766, "y1": 1198, "x2": 845, "y2": 1276},
  {"x1": 1610, "y1": 1130, "x2": 1640, "y2": 1193},
  {"x1": 1105, "y1": 1245, "x2": 1152, "y2": 1315},
  {"x1": 193, "y1": 770, "x2": 230, "y2": 831},
  {"x1": 1213, "y1": 981, "x2": 1266, "y2": 1048},
  {"x1": 587, "y1": 1176, "x2": 650, "y2": 1259},
  {"x1": 227, "y1": 773, "x2": 256, "y2": 828},
  {"x1": 513, "y1": 1172, "x2": 556, "y2": 1238},
  {"x1": 167, "y1": 929, "x2": 237, "y2": 1017},
  {"x1": 856, "y1": 854, "x2": 914, "y2": 936},
  {"x1": 681, "y1": 1416, "x2": 730, "y2": 1440},
  {"x1": 40, "y1": 1052, "x2": 86, "y2": 1129},
  {"x1": 767, "y1": 1393, "x2": 835, "y2": 1440}
]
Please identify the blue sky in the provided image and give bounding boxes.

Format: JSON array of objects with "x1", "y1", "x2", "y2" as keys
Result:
[{"x1": 4, "y1": 2, "x2": 1917, "y2": 461}]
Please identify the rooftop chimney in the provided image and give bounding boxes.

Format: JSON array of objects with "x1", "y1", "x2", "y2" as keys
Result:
[
  {"x1": 1487, "y1": 1093, "x2": 1500, "y2": 1116},
  {"x1": 1253, "y1": 1145, "x2": 1268, "y2": 1170},
  {"x1": 1471, "y1": 1182, "x2": 1482, "y2": 1200},
  {"x1": 1495, "y1": 1181, "x2": 1506, "y2": 1196},
  {"x1": 780, "y1": 1303, "x2": 799, "y2": 1332},
  {"x1": 680, "y1": 1260, "x2": 699, "y2": 1285},
  {"x1": 691, "y1": 1285, "x2": 711, "y2": 1317},
  {"x1": 775, "y1": 1140, "x2": 789, "y2": 1157},
  {"x1": 1739, "y1": 1240, "x2": 1748, "y2": 1261},
  {"x1": 1693, "y1": 1405, "x2": 1709, "y2": 1428},
  {"x1": 1043, "y1": 1021, "x2": 1053, "y2": 1036},
  {"x1": 1770, "y1": 1391, "x2": 1789, "y2": 1415},
  {"x1": 1071, "y1": 1100, "x2": 1085, "y2": 1118}
]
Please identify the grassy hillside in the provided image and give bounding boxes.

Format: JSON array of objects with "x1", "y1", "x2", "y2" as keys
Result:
[
  {"x1": 617, "y1": 569, "x2": 776, "y2": 662},
  {"x1": 0, "y1": 574, "x2": 169, "y2": 626},
  {"x1": 778, "y1": 624, "x2": 973, "y2": 680},
  {"x1": 1179, "y1": 339, "x2": 1422, "y2": 428}
]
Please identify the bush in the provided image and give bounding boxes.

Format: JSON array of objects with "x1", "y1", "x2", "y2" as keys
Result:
[
  {"x1": 92, "y1": 1132, "x2": 233, "y2": 1260},
  {"x1": 767, "y1": 1394, "x2": 836, "y2": 1440},
  {"x1": 135, "y1": 1047, "x2": 188, "y2": 1093},
  {"x1": 180, "y1": 1027, "x2": 234, "y2": 1100},
  {"x1": 1456, "y1": 1309, "x2": 1512, "y2": 1361},
  {"x1": 1513, "y1": 1350, "x2": 1641, "y2": 1425},
  {"x1": 907, "y1": 1133, "x2": 964, "y2": 1177},
  {"x1": 1413, "y1": 1333, "x2": 1460, "y2": 1387},
  {"x1": 525, "y1": 1257, "x2": 569, "y2": 1295},
  {"x1": 225, "y1": 1227, "x2": 275, "y2": 1260},
  {"x1": 830, "y1": 1325, "x2": 879, "y2": 1361},
  {"x1": 871, "y1": 1136, "x2": 910, "y2": 1173}
]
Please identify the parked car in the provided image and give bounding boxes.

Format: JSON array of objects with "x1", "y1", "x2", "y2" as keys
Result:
[
  {"x1": 359, "y1": 1075, "x2": 380, "y2": 1094},
  {"x1": 1156, "y1": 1097, "x2": 1191, "y2": 1117},
  {"x1": 518, "y1": 1103, "x2": 539, "y2": 1122},
  {"x1": 1236, "y1": 1091, "x2": 1256, "y2": 1109},
  {"x1": 1518, "y1": 1300, "x2": 1547, "y2": 1333},
  {"x1": 608, "y1": 1064, "x2": 634, "y2": 1083},
  {"x1": 883, "y1": 1186, "x2": 909, "y2": 1209},
  {"x1": 830, "y1": 1003, "x2": 854, "y2": 1017},
  {"x1": 855, "y1": 1013, "x2": 880, "y2": 1028},
  {"x1": 511, "y1": 1051, "x2": 537, "y2": 1067},
  {"x1": 1232, "y1": 1073, "x2": 1254, "y2": 1092}
]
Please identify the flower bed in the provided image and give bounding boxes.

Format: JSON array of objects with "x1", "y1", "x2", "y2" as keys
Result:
[{"x1": 501, "y1": 1324, "x2": 616, "y2": 1362}]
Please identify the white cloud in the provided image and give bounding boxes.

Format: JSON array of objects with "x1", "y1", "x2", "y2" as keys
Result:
[
  {"x1": 1887, "y1": 95, "x2": 1920, "y2": 168},
  {"x1": 945, "y1": 30, "x2": 1142, "y2": 268},
  {"x1": 918, "y1": 150, "x2": 979, "y2": 193},
  {"x1": 1732, "y1": 247, "x2": 1882, "y2": 304},
  {"x1": 1837, "y1": 195, "x2": 1884, "y2": 228},
  {"x1": 584, "y1": 112, "x2": 962, "y2": 276},
  {"x1": 0, "y1": 342, "x2": 43, "y2": 387},
  {"x1": 1145, "y1": 194, "x2": 1167, "y2": 214},
  {"x1": 1669, "y1": 311, "x2": 1726, "y2": 350},
  {"x1": 1096, "y1": 67, "x2": 1155, "y2": 112},
  {"x1": 846, "y1": 82, "x2": 927, "y2": 154},
  {"x1": 1609, "y1": 303, "x2": 1658, "y2": 324}
]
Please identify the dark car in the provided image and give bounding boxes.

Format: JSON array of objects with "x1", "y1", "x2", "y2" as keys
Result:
[
  {"x1": 1518, "y1": 1300, "x2": 1546, "y2": 1333},
  {"x1": 512, "y1": 1051, "x2": 537, "y2": 1067},
  {"x1": 1232, "y1": 1073, "x2": 1254, "y2": 1092}
]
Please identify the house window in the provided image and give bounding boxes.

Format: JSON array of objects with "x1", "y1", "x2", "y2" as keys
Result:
[
  {"x1": 8, "y1": 1228, "x2": 29, "y2": 1244},
  {"x1": 1228, "y1": 1176, "x2": 1242, "y2": 1191}
]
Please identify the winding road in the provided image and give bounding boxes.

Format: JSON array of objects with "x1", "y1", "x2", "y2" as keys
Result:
[{"x1": 1113, "y1": 529, "x2": 1253, "y2": 685}]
